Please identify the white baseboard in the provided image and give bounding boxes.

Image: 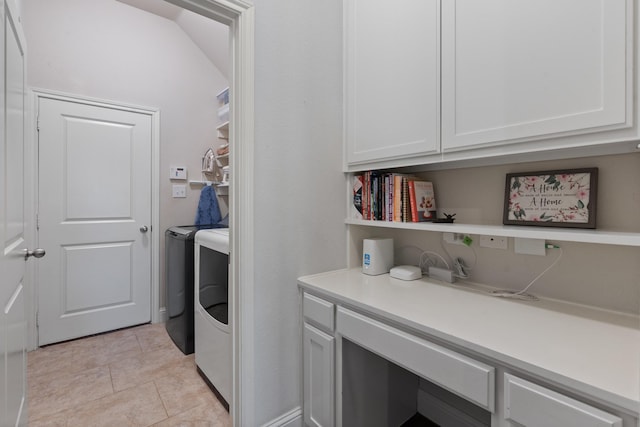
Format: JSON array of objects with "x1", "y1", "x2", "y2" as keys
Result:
[
  {"x1": 155, "y1": 307, "x2": 167, "y2": 323},
  {"x1": 260, "y1": 407, "x2": 302, "y2": 427},
  {"x1": 417, "y1": 389, "x2": 486, "y2": 427}
]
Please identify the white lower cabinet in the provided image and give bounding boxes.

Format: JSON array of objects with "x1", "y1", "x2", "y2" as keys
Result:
[
  {"x1": 303, "y1": 323, "x2": 335, "y2": 427},
  {"x1": 303, "y1": 292, "x2": 336, "y2": 427},
  {"x1": 504, "y1": 374, "x2": 623, "y2": 427},
  {"x1": 301, "y1": 291, "x2": 635, "y2": 427}
]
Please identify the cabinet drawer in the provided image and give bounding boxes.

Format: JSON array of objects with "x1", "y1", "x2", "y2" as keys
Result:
[
  {"x1": 336, "y1": 307, "x2": 494, "y2": 412},
  {"x1": 303, "y1": 293, "x2": 335, "y2": 332},
  {"x1": 504, "y1": 374, "x2": 622, "y2": 427}
]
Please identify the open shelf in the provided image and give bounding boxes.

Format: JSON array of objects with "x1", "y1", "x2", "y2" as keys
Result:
[
  {"x1": 217, "y1": 121, "x2": 229, "y2": 140},
  {"x1": 345, "y1": 218, "x2": 640, "y2": 247}
]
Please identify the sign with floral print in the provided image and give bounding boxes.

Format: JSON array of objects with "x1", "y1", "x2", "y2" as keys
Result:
[{"x1": 503, "y1": 168, "x2": 598, "y2": 228}]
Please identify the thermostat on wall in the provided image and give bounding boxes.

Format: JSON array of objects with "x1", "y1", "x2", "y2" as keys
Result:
[{"x1": 170, "y1": 166, "x2": 187, "y2": 180}]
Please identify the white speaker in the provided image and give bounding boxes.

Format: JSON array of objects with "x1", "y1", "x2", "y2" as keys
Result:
[{"x1": 362, "y1": 238, "x2": 394, "y2": 276}]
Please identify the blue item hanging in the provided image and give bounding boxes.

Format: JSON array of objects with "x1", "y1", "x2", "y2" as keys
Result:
[{"x1": 195, "y1": 185, "x2": 222, "y2": 226}]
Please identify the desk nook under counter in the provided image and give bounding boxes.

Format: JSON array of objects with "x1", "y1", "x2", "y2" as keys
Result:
[{"x1": 298, "y1": 269, "x2": 639, "y2": 427}]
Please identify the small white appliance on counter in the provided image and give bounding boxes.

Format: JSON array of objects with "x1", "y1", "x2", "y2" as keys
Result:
[
  {"x1": 362, "y1": 237, "x2": 393, "y2": 275},
  {"x1": 194, "y1": 228, "x2": 231, "y2": 409}
]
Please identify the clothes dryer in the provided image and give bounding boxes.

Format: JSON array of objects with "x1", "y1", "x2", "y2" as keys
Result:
[{"x1": 195, "y1": 228, "x2": 231, "y2": 409}]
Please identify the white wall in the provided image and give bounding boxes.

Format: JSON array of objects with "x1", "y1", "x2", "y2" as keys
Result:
[
  {"x1": 251, "y1": 0, "x2": 346, "y2": 424},
  {"x1": 22, "y1": 0, "x2": 229, "y2": 309}
]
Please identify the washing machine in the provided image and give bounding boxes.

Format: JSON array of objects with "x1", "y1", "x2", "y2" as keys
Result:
[
  {"x1": 194, "y1": 228, "x2": 231, "y2": 409},
  {"x1": 165, "y1": 224, "x2": 228, "y2": 355}
]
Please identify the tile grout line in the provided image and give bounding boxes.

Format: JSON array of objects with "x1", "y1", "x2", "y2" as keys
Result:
[{"x1": 151, "y1": 379, "x2": 171, "y2": 426}]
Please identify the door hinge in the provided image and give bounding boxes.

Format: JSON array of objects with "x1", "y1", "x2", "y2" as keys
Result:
[
  {"x1": 36, "y1": 311, "x2": 39, "y2": 328},
  {"x1": 36, "y1": 213, "x2": 40, "y2": 230}
]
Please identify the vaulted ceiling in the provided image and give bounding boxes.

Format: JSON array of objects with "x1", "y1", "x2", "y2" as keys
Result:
[{"x1": 116, "y1": 0, "x2": 229, "y2": 79}]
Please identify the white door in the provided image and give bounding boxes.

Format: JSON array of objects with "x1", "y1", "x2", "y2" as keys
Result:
[
  {"x1": 37, "y1": 96, "x2": 152, "y2": 346},
  {"x1": 1, "y1": 0, "x2": 28, "y2": 425}
]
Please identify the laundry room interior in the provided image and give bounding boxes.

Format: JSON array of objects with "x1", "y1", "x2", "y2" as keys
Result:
[
  {"x1": 25, "y1": 0, "x2": 231, "y2": 327},
  {"x1": 6, "y1": 0, "x2": 639, "y2": 426},
  {"x1": 23, "y1": 0, "x2": 236, "y2": 424}
]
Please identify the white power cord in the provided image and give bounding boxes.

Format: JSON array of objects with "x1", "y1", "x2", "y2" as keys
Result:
[
  {"x1": 441, "y1": 237, "x2": 477, "y2": 278},
  {"x1": 491, "y1": 245, "x2": 563, "y2": 301},
  {"x1": 396, "y1": 245, "x2": 450, "y2": 274},
  {"x1": 453, "y1": 257, "x2": 470, "y2": 278},
  {"x1": 419, "y1": 251, "x2": 450, "y2": 273}
]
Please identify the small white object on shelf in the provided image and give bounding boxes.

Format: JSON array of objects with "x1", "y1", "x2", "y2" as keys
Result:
[
  {"x1": 217, "y1": 121, "x2": 229, "y2": 140},
  {"x1": 218, "y1": 104, "x2": 229, "y2": 123},
  {"x1": 216, "y1": 87, "x2": 229, "y2": 106}
]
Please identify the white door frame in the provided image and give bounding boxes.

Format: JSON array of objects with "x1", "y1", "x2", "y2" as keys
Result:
[
  {"x1": 27, "y1": 0, "x2": 255, "y2": 423},
  {"x1": 162, "y1": 1, "x2": 255, "y2": 425},
  {"x1": 29, "y1": 88, "x2": 161, "y2": 347}
]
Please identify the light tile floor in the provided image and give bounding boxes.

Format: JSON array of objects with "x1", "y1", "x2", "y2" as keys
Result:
[{"x1": 27, "y1": 323, "x2": 232, "y2": 427}]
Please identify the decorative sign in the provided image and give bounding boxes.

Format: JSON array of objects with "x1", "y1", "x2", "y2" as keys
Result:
[{"x1": 503, "y1": 168, "x2": 598, "y2": 228}]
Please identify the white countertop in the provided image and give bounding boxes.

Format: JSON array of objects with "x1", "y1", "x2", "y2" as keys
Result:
[{"x1": 297, "y1": 268, "x2": 640, "y2": 414}]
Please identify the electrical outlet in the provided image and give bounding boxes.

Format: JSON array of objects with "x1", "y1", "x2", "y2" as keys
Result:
[
  {"x1": 514, "y1": 237, "x2": 546, "y2": 256},
  {"x1": 479, "y1": 235, "x2": 508, "y2": 250},
  {"x1": 443, "y1": 232, "x2": 467, "y2": 245}
]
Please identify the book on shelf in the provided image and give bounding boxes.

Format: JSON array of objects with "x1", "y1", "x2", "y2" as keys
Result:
[
  {"x1": 352, "y1": 174, "x2": 363, "y2": 219},
  {"x1": 401, "y1": 176, "x2": 412, "y2": 222},
  {"x1": 353, "y1": 171, "x2": 435, "y2": 223},
  {"x1": 409, "y1": 180, "x2": 437, "y2": 222}
]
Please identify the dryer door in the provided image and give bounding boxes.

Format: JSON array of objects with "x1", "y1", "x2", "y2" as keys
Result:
[{"x1": 199, "y1": 245, "x2": 229, "y2": 326}]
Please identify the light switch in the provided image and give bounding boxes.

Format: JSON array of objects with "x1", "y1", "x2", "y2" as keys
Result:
[
  {"x1": 172, "y1": 184, "x2": 186, "y2": 198},
  {"x1": 170, "y1": 166, "x2": 187, "y2": 180}
]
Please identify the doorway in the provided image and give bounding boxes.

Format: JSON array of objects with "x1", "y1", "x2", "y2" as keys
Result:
[
  {"x1": 23, "y1": 0, "x2": 255, "y2": 424},
  {"x1": 25, "y1": 1, "x2": 229, "y2": 339}
]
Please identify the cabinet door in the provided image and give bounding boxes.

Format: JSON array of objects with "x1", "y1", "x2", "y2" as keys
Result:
[
  {"x1": 442, "y1": 0, "x2": 631, "y2": 152},
  {"x1": 345, "y1": 0, "x2": 440, "y2": 167},
  {"x1": 304, "y1": 323, "x2": 335, "y2": 427}
]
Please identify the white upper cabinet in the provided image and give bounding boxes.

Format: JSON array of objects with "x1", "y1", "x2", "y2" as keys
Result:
[
  {"x1": 344, "y1": 0, "x2": 440, "y2": 168},
  {"x1": 441, "y1": 0, "x2": 632, "y2": 153}
]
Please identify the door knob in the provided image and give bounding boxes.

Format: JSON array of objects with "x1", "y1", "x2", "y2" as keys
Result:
[
  {"x1": 25, "y1": 248, "x2": 46, "y2": 259},
  {"x1": 140, "y1": 225, "x2": 149, "y2": 233}
]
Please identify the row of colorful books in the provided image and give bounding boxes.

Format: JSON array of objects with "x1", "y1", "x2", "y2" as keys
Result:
[{"x1": 352, "y1": 172, "x2": 437, "y2": 222}]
